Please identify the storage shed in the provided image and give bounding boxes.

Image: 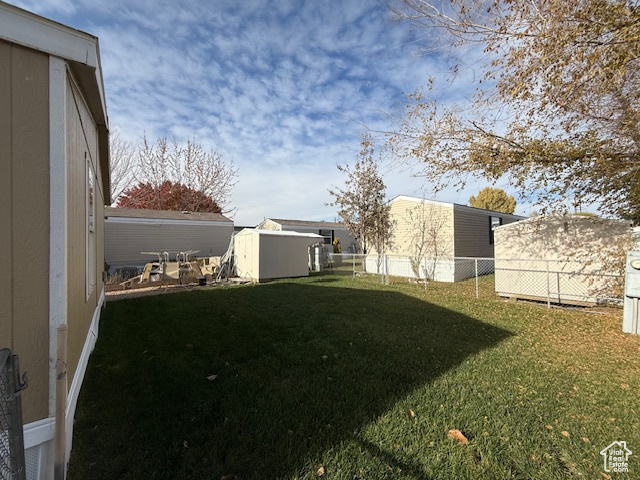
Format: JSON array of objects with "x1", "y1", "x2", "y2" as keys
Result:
[
  {"x1": 234, "y1": 229, "x2": 322, "y2": 282},
  {"x1": 494, "y1": 215, "x2": 631, "y2": 305},
  {"x1": 105, "y1": 207, "x2": 233, "y2": 269}
]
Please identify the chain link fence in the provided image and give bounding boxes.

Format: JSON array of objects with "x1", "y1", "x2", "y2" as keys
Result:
[
  {"x1": 0, "y1": 349, "x2": 27, "y2": 480},
  {"x1": 316, "y1": 253, "x2": 624, "y2": 307}
]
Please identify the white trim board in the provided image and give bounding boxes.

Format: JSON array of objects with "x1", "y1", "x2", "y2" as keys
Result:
[
  {"x1": 0, "y1": 3, "x2": 99, "y2": 69},
  {"x1": 48, "y1": 56, "x2": 68, "y2": 417},
  {"x1": 23, "y1": 417, "x2": 55, "y2": 450}
]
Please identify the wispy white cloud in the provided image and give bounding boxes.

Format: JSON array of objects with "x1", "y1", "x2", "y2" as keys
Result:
[{"x1": 9, "y1": 0, "x2": 518, "y2": 223}]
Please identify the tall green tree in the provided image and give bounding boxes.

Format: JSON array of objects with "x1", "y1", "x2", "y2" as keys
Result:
[
  {"x1": 469, "y1": 187, "x2": 516, "y2": 214},
  {"x1": 387, "y1": 0, "x2": 640, "y2": 216},
  {"x1": 328, "y1": 133, "x2": 392, "y2": 257}
]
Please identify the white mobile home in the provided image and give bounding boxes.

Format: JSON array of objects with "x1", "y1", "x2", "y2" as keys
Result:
[
  {"x1": 234, "y1": 229, "x2": 322, "y2": 282},
  {"x1": 1, "y1": 3, "x2": 109, "y2": 478},
  {"x1": 257, "y1": 218, "x2": 357, "y2": 252},
  {"x1": 494, "y1": 215, "x2": 631, "y2": 305},
  {"x1": 105, "y1": 207, "x2": 234, "y2": 269},
  {"x1": 368, "y1": 195, "x2": 524, "y2": 282}
]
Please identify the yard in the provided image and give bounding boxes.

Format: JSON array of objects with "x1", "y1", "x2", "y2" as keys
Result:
[{"x1": 68, "y1": 274, "x2": 640, "y2": 479}]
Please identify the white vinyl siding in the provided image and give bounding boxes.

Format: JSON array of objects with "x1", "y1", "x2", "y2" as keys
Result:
[
  {"x1": 382, "y1": 197, "x2": 455, "y2": 258},
  {"x1": 105, "y1": 219, "x2": 233, "y2": 268}
]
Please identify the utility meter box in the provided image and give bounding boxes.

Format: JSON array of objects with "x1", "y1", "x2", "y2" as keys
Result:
[{"x1": 623, "y1": 251, "x2": 640, "y2": 334}]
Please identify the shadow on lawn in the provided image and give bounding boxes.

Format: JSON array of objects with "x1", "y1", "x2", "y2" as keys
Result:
[{"x1": 69, "y1": 282, "x2": 512, "y2": 480}]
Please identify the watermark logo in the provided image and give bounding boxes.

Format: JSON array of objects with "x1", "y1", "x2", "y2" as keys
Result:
[{"x1": 600, "y1": 441, "x2": 632, "y2": 473}]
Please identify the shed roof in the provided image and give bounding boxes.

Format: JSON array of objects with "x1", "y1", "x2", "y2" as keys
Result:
[
  {"x1": 105, "y1": 206, "x2": 232, "y2": 223},
  {"x1": 237, "y1": 228, "x2": 323, "y2": 238},
  {"x1": 494, "y1": 214, "x2": 630, "y2": 231},
  {"x1": 266, "y1": 218, "x2": 346, "y2": 229}
]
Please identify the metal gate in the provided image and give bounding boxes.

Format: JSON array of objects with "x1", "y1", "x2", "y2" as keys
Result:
[{"x1": 0, "y1": 349, "x2": 27, "y2": 480}]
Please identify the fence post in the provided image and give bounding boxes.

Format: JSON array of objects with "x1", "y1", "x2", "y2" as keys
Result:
[
  {"x1": 352, "y1": 253, "x2": 355, "y2": 278},
  {"x1": 475, "y1": 258, "x2": 479, "y2": 298},
  {"x1": 385, "y1": 254, "x2": 389, "y2": 286},
  {"x1": 546, "y1": 260, "x2": 551, "y2": 309}
]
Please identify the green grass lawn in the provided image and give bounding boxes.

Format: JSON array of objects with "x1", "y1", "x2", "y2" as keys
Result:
[{"x1": 68, "y1": 274, "x2": 640, "y2": 479}]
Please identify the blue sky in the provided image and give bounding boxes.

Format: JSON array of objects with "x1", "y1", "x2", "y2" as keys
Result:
[{"x1": 10, "y1": 0, "x2": 530, "y2": 224}]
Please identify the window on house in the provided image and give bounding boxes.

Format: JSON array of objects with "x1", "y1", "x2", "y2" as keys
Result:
[
  {"x1": 489, "y1": 216, "x2": 502, "y2": 244},
  {"x1": 87, "y1": 153, "x2": 96, "y2": 297},
  {"x1": 319, "y1": 229, "x2": 332, "y2": 245}
]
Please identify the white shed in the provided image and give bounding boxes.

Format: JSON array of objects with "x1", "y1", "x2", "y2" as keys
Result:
[
  {"x1": 234, "y1": 229, "x2": 322, "y2": 282},
  {"x1": 494, "y1": 215, "x2": 631, "y2": 305}
]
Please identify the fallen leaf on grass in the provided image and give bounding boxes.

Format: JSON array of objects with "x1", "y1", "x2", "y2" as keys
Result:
[
  {"x1": 317, "y1": 465, "x2": 326, "y2": 476},
  {"x1": 561, "y1": 431, "x2": 570, "y2": 437},
  {"x1": 206, "y1": 374, "x2": 218, "y2": 381},
  {"x1": 183, "y1": 440, "x2": 189, "y2": 448},
  {"x1": 406, "y1": 409, "x2": 416, "y2": 419},
  {"x1": 582, "y1": 437, "x2": 590, "y2": 443},
  {"x1": 448, "y1": 429, "x2": 469, "y2": 445}
]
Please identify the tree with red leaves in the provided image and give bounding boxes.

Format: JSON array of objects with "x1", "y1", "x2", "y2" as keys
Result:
[
  {"x1": 117, "y1": 180, "x2": 222, "y2": 213},
  {"x1": 110, "y1": 135, "x2": 237, "y2": 214}
]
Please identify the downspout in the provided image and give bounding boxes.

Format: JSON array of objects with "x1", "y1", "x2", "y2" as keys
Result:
[{"x1": 54, "y1": 324, "x2": 68, "y2": 480}]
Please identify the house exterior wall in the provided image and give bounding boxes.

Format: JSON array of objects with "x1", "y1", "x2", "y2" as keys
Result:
[
  {"x1": 1, "y1": 4, "x2": 111, "y2": 477},
  {"x1": 105, "y1": 219, "x2": 234, "y2": 268},
  {"x1": 384, "y1": 197, "x2": 455, "y2": 258},
  {"x1": 65, "y1": 72, "x2": 104, "y2": 391},
  {"x1": 0, "y1": 40, "x2": 51, "y2": 424},
  {"x1": 494, "y1": 216, "x2": 631, "y2": 304},
  {"x1": 453, "y1": 205, "x2": 522, "y2": 258},
  {"x1": 369, "y1": 196, "x2": 524, "y2": 282}
]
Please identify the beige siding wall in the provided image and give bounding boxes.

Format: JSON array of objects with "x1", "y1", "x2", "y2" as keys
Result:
[
  {"x1": 453, "y1": 206, "x2": 521, "y2": 258},
  {"x1": 105, "y1": 221, "x2": 233, "y2": 268},
  {"x1": 0, "y1": 41, "x2": 51, "y2": 423},
  {"x1": 66, "y1": 73, "x2": 102, "y2": 390},
  {"x1": 383, "y1": 198, "x2": 454, "y2": 258}
]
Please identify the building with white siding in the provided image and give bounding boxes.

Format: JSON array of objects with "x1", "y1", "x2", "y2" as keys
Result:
[
  {"x1": 256, "y1": 218, "x2": 357, "y2": 252},
  {"x1": 368, "y1": 195, "x2": 524, "y2": 282},
  {"x1": 105, "y1": 207, "x2": 233, "y2": 269}
]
